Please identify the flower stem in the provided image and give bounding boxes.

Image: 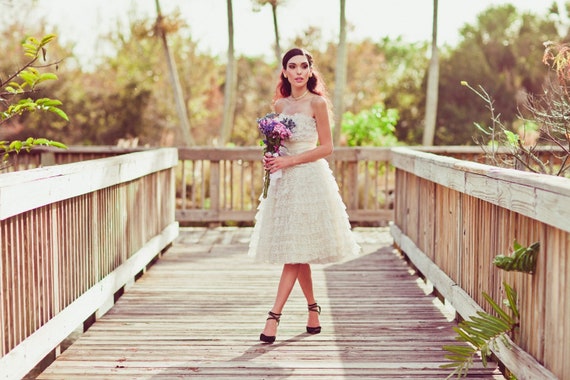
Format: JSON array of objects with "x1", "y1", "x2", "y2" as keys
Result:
[{"x1": 262, "y1": 169, "x2": 270, "y2": 198}]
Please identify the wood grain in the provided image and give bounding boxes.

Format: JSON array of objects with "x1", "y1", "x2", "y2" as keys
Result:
[{"x1": 37, "y1": 227, "x2": 504, "y2": 379}]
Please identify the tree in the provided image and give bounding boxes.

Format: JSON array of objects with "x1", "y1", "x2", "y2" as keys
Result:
[
  {"x1": 332, "y1": 0, "x2": 348, "y2": 146},
  {"x1": 220, "y1": 0, "x2": 237, "y2": 146},
  {"x1": 154, "y1": 0, "x2": 194, "y2": 146},
  {"x1": 252, "y1": 0, "x2": 285, "y2": 64},
  {"x1": 422, "y1": 0, "x2": 439, "y2": 146},
  {"x1": 436, "y1": 5, "x2": 558, "y2": 145},
  {"x1": 0, "y1": 34, "x2": 67, "y2": 166}
]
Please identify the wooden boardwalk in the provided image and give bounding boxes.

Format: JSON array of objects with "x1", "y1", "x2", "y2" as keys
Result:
[{"x1": 37, "y1": 227, "x2": 504, "y2": 379}]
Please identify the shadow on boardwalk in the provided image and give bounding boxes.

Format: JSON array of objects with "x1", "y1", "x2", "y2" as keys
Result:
[{"x1": 37, "y1": 227, "x2": 504, "y2": 379}]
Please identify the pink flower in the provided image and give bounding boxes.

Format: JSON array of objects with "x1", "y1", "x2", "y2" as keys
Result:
[{"x1": 257, "y1": 113, "x2": 295, "y2": 197}]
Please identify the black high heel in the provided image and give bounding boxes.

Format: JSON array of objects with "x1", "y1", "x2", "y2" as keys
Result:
[
  {"x1": 260, "y1": 311, "x2": 281, "y2": 343},
  {"x1": 306, "y1": 303, "x2": 321, "y2": 334}
]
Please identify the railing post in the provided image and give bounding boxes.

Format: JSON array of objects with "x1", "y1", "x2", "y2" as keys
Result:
[{"x1": 209, "y1": 160, "x2": 220, "y2": 220}]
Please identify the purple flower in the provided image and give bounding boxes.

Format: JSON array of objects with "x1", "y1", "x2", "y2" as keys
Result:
[{"x1": 257, "y1": 113, "x2": 295, "y2": 197}]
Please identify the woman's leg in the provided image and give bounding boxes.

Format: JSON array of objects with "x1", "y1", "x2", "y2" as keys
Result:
[
  {"x1": 297, "y1": 264, "x2": 320, "y2": 328},
  {"x1": 262, "y1": 263, "x2": 300, "y2": 337}
]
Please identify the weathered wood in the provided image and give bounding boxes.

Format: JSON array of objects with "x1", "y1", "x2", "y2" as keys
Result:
[
  {"x1": 391, "y1": 147, "x2": 569, "y2": 380},
  {"x1": 0, "y1": 149, "x2": 178, "y2": 221},
  {"x1": 391, "y1": 223, "x2": 558, "y2": 380},
  {"x1": 36, "y1": 227, "x2": 503, "y2": 379},
  {"x1": 392, "y1": 147, "x2": 570, "y2": 233},
  {"x1": 0, "y1": 150, "x2": 179, "y2": 380}
]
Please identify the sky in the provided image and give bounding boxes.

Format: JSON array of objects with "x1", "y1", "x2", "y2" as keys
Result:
[{"x1": 32, "y1": 0, "x2": 560, "y2": 66}]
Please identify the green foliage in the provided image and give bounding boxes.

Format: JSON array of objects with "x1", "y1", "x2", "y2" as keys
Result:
[
  {"x1": 0, "y1": 137, "x2": 66, "y2": 162},
  {"x1": 436, "y1": 4, "x2": 557, "y2": 145},
  {"x1": 462, "y1": 79, "x2": 568, "y2": 176},
  {"x1": 0, "y1": 34, "x2": 68, "y2": 165},
  {"x1": 0, "y1": 34, "x2": 69, "y2": 125},
  {"x1": 341, "y1": 104, "x2": 399, "y2": 146},
  {"x1": 442, "y1": 282, "x2": 519, "y2": 379},
  {"x1": 1, "y1": 3, "x2": 566, "y2": 148},
  {"x1": 493, "y1": 240, "x2": 540, "y2": 274}
]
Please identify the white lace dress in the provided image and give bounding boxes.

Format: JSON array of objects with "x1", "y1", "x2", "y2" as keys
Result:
[{"x1": 248, "y1": 113, "x2": 361, "y2": 264}]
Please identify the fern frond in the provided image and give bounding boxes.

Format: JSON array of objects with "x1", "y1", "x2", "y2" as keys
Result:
[{"x1": 442, "y1": 283, "x2": 519, "y2": 379}]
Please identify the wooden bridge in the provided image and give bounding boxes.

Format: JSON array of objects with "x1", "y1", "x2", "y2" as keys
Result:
[
  {"x1": 36, "y1": 227, "x2": 502, "y2": 379},
  {"x1": 1, "y1": 146, "x2": 567, "y2": 379}
]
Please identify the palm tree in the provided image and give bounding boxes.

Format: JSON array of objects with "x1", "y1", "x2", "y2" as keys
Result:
[
  {"x1": 154, "y1": 0, "x2": 194, "y2": 146},
  {"x1": 220, "y1": 0, "x2": 237, "y2": 145},
  {"x1": 333, "y1": 0, "x2": 347, "y2": 146},
  {"x1": 252, "y1": 0, "x2": 284, "y2": 64},
  {"x1": 422, "y1": 0, "x2": 439, "y2": 146}
]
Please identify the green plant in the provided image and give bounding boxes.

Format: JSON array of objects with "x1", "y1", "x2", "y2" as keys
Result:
[
  {"x1": 341, "y1": 104, "x2": 399, "y2": 147},
  {"x1": 0, "y1": 34, "x2": 67, "y2": 165},
  {"x1": 462, "y1": 40, "x2": 570, "y2": 177},
  {"x1": 460, "y1": 80, "x2": 554, "y2": 174},
  {"x1": 493, "y1": 240, "x2": 540, "y2": 274},
  {"x1": 442, "y1": 282, "x2": 519, "y2": 379}
]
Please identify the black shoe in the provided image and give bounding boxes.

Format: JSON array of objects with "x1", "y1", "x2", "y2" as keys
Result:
[
  {"x1": 306, "y1": 303, "x2": 321, "y2": 334},
  {"x1": 260, "y1": 311, "x2": 281, "y2": 343}
]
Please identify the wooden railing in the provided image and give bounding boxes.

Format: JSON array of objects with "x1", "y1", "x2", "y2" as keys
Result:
[
  {"x1": 0, "y1": 148, "x2": 179, "y2": 380},
  {"x1": 176, "y1": 146, "x2": 394, "y2": 225},
  {"x1": 390, "y1": 147, "x2": 568, "y2": 380},
  {"x1": 1, "y1": 145, "x2": 568, "y2": 379},
  {"x1": 3, "y1": 146, "x2": 396, "y2": 226}
]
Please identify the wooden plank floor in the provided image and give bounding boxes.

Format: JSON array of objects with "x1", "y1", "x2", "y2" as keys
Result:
[{"x1": 37, "y1": 227, "x2": 504, "y2": 379}]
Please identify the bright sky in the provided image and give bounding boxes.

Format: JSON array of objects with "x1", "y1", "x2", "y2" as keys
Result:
[{"x1": 36, "y1": 0, "x2": 559, "y2": 66}]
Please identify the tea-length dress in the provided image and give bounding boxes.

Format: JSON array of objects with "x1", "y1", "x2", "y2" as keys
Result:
[{"x1": 248, "y1": 113, "x2": 361, "y2": 264}]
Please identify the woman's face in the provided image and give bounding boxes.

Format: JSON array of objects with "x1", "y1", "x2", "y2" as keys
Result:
[{"x1": 283, "y1": 54, "x2": 311, "y2": 88}]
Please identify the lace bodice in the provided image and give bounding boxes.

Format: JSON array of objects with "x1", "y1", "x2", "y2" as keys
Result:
[{"x1": 279, "y1": 113, "x2": 317, "y2": 155}]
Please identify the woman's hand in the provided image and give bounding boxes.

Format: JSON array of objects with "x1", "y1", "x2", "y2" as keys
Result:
[{"x1": 264, "y1": 153, "x2": 291, "y2": 173}]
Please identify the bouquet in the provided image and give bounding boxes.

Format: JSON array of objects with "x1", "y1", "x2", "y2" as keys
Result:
[{"x1": 257, "y1": 113, "x2": 295, "y2": 198}]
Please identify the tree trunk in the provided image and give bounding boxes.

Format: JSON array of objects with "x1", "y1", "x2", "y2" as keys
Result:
[
  {"x1": 333, "y1": 0, "x2": 347, "y2": 146},
  {"x1": 422, "y1": 0, "x2": 439, "y2": 146},
  {"x1": 271, "y1": 2, "x2": 281, "y2": 64},
  {"x1": 220, "y1": 0, "x2": 237, "y2": 146},
  {"x1": 155, "y1": 0, "x2": 194, "y2": 146}
]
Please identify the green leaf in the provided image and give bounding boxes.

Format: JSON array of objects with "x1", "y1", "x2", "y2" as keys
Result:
[
  {"x1": 482, "y1": 292, "x2": 513, "y2": 325},
  {"x1": 504, "y1": 282, "x2": 519, "y2": 319},
  {"x1": 37, "y1": 73, "x2": 58, "y2": 83},
  {"x1": 48, "y1": 141, "x2": 68, "y2": 149},
  {"x1": 9, "y1": 140, "x2": 23, "y2": 152},
  {"x1": 468, "y1": 315, "x2": 506, "y2": 336},
  {"x1": 443, "y1": 345, "x2": 475, "y2": 355},
  {"x1": 19, "y1": 71, "x2": 37, "y2": 87},
  {"x1": 48, "y1": 107, "x2": 69, "y2": 121},
  {"x1": 40, "y1": 34, "x2": 56, "y2": 46},
  {"x1": 33, "y1": 138, "x2": 50, "y2": 145},
  {"x1": 36, "y1": 98, "x2": 63, "y2": 107},
  {"x1": 504, "y1": 130, "x2": 519, "y2": 146}
]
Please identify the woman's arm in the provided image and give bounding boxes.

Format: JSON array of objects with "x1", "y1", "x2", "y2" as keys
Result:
[{"x1": 267, "y1": 96, "x2": 333, "y2": 173}]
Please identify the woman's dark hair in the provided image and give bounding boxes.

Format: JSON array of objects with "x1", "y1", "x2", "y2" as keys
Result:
[{"x1": 275, "y1": 48, "x2": 326, "y2": 100}]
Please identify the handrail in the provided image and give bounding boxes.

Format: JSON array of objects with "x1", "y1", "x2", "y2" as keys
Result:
[
  {"x1": 1, "y1": 145, "x2": 567, "y2": 379},
  {"x1": 0, "y1": 148, "x2": 179, "y2": 380},
  {"x1": 390, "y1": 147, "x2": 567, "y2": 379},
  {"x1": 3, "y1": 146, "x2": 396, "y2": 225},
  {"x1": 175, "y1": 146, "x2": 394, "y2": 225}
]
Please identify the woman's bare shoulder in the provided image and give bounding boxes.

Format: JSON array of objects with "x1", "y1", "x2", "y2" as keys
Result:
[{"x1": 274, "y1": 98, "x2": 288, "y2": 113}]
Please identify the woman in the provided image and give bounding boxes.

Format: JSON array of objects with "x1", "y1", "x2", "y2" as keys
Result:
[{"x1": 248, "y1": 48, "x2": 361, "y2": 344}]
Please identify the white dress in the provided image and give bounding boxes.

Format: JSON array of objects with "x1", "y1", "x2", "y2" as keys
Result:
[{"x1": 248, "y1": 113, "x2": 361, "y2": 264}]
